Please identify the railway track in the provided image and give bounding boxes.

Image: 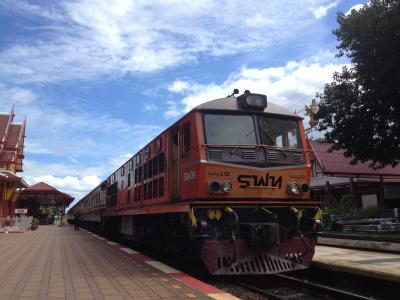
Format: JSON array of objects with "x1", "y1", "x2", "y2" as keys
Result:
[{"x1": 234, "y1": 274, "x2": 377, "y2": 300}]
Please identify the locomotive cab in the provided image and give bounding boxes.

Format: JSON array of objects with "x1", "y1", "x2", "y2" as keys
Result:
[{"x1": 183, "y1": 92, "x2": 321, "y2": 274}]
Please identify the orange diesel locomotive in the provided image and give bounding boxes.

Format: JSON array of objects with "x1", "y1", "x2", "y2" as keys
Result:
[{"x1": 69, "y1": 91, "x2": 321, "y2": 275}]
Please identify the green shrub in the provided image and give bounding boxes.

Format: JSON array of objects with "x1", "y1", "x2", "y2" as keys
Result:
[
  {"x1": 352, "y1": 205, "x2": 379, "y2": 220},
  {"x1": 322, "y1": 194, "x2": 356, "y2": 216}
]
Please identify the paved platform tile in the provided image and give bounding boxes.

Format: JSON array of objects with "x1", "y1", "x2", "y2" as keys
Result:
[
  {"x1": 313, "y1": 245, "x2": 400, "y2": 282},
  {"x1": 0, "y1": 226, "x2": 215, "y2": 299}
]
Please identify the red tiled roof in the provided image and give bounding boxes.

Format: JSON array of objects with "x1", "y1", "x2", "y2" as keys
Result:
[
  {"x1": 4, "y1": 123, "x2": 22, "y2": 149},
  {"x1": 0, "y1": 170, "x2": 28, "y2": 187},
  {"x1": 0, "y1": 107, "x2": 26, "y2": 172},
  {"x1": 19, "y1": 182, "x2": 74, "y2": 207},
  {"x1": 22, "y1": 182, "x2": 73, "y2": 198},
  {"x1": 310, "y1": 141, "x2": 400, "y2": 178},
  {"x1": 0, "y1": 114, "x2": 10, "y2": 137}
]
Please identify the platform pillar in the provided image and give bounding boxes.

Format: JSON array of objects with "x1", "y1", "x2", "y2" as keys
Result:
[
  {"x1": 1, "y1": 199, "x2": 9, "y2": 219},
  {"x1": 9, "y1": 201, "x2": 16, "y2": 218}
]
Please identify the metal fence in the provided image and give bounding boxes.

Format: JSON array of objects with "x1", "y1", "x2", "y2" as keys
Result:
[
  {"x1": 323, "y1": 208, "x2": 400, "y2": 233},
  {"x1": 0, "y1": 216, "x2": 33, "y2": 233},
  {"x1": 379, "y1": 208, "x2": 400, "y2": 219}
]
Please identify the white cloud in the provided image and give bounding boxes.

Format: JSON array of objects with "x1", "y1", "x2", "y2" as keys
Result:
[
  {"x1": 143, "y1": 104, "x2": 157, "y2": 112},
  {"x1": 0, "y1": 93, "x2": 161, "y2": 158},
  {"x1": 312, "y1": 1, "x2": 340, "y2": 19},
  {"x1": 0, "y1": 0, "x2": 336, "y2": 83},
  {"x1": 0, "y1": 84, "x2": 38, "y2": 105},
  {"x1": 244, "y1": 13, "x2": 276, "y2": 27},
  {"x1": 27, "y1": 174, "x2": 102, "y2": 203},
  {"x1": 23, "y1": 152, "x2": 134, "y2": 202},
  {"x1": 166, "y1": 57, "x2": 345, "y2": 117},
  {"x1": 345, "y1": 3, "x2": 366, "y2": 16},
  {"x1": 164, "y1": 101, "x2": 181, "y2": 118},
  {"x1": 168, "y1": 80, "x2": 190, "y2": 93}
]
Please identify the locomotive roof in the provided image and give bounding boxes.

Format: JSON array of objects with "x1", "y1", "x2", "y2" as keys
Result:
[{"x1": 193, "y1": 97, "x2": 301, "y2": 118}]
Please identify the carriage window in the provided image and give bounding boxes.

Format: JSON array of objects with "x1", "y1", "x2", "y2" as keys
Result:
[
  {"x1": 182, "y1": 122, "x2": 191, "y2": 156},
  {"x1": 153, "y1": 180, "x2": 158, "y2": 198},
  {"x1": 159, "y1": 152, "x2": 165, "y2": 173},
  {"x1": 153, "y1": 156, "x2": 159, "y2": 175},
  {"x1": 148, "y1": 180, "x2": 152, "y2": 199},
  {"x1": 159, "y1": 177, "x2": 164, "y2": 197},
  {"x1": 129, "y1": 159, "x2": 133, "y2": 170},
  {"x1": 148, "y1": 159, "x2": 153, "y2": 178},
  {"x1": 144, "y1": 162, "x2": 148, "y2": 179},
  {"x1": 138, "y1": 166, "x2": 143, "y2": 182},
  {"x1": 204, "y1": 114, "x2": 256, "y2": 145},
  {"x1": 121, "y1": 166, "x2": 125, "y2": 176},
  {"x1": 259, "y1": 117, "x2": 300, "y2": 149},
  {"x1": 144, "y1": 183, "x2": 148, "y2": 200},
  {"x1": 155, "y1": 137, "x2": 162, "y2": 152},
  {"x1": 128, "y1": 173, "x2": 131, "y2": 187},
  {"x1": 145, "y1": 146, "x2": 151, "y2": 160}
]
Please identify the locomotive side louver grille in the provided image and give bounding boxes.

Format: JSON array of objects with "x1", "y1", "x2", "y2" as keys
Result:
[
  {"x1": 241, "y1": 150, "x2": 256, "y2": 160},
  {"x1": 293, "y1": 153, "x2": 304, "y2": 162},
  {"x1": 267, "y1": 151, "x2": 279, "y2": 160},
  {"x1": 208, "y1": 149, "x2": 223, "y2": 160}
]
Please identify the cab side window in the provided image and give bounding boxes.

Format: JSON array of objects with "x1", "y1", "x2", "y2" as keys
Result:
[{"x1": 182, "y1": 122, "x2": 191, "y2": 157}]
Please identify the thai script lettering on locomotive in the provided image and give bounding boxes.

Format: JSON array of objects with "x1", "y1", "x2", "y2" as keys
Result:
[{"x1": 237, "y1": 173, "x2": 283, "y2": 189}]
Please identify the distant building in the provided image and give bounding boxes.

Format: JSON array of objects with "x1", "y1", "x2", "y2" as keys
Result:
[
  {"x1": 0, "y1": 107, "x2": 27, "y2": 218},
  {"x1": 309, "y1": 141, "x2": 400, "y2": 209},
  {"x1": 17, "y1": 182, "x2": 74, "y2": 224}
]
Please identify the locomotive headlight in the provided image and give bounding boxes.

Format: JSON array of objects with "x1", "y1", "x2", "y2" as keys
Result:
[
  {"x1": 300, "y1": 183, "x2": 310, "y2": 193},
  {"x1": 245, "y1": 94, "x2": 267, "y2": 108},
  {"x1": 222, "y1": 181, "x2": 232, "y2": 193},
  {"x1": 208, "y1": 180, "x2": 221, "y2": 193},
  {"x1": 237, "y1": 92, "x2": 267, "y2": 111},
  {"x1": 287, "y1": 182, "x2": 301, "y2": 194}
]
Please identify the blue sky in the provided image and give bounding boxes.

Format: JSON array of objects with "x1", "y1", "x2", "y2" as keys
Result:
[{"x1": 0, "y1": 0, "x2": 367, "y2": 205}]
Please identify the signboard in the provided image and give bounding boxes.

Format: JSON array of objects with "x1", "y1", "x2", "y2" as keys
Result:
[{"x1": 14, "y1": 208, "x2": 28, "y2": 214}]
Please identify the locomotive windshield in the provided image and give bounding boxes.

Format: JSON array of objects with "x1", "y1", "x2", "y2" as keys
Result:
[
  {"x1": 204, "y1": 114, "x2": 256, "y2": 145},
  {"x1": 204, "y1": 113, "x2": 301, "y2": 149},
  {"x1": 259, "y1": 117, "x2": 301, "y2": 149}
]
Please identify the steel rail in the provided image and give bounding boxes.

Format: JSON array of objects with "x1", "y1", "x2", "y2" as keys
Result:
[
  {"x1": 234, "y1": 273, "x2": 376, "y2": 300},
  {"x1": 275, "y1": 274, "x2": 375, "y2": 300},
  {"x1": 233, "y1": 280, "x2": 303, "y2": 300}
]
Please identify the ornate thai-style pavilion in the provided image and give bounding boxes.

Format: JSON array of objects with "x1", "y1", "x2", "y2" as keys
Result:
[{"x1": 0, "y1": 106, "x2": 27, "y2": 219}]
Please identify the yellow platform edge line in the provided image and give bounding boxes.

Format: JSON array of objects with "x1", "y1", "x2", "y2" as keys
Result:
[{"x1": 208, "y1": 292, "x2": 241, "y2": 300}]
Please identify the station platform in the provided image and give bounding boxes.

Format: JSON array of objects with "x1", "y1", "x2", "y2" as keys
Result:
[
  {"x1": 313, "y1": 245, "x2": 400, "y2": 282},
  {"x1": 0, "y1": 225, "x2": 236, "y2": 300}
]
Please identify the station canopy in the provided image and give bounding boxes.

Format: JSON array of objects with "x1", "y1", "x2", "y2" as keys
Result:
[{"x1": 17, "y1": 182, "x2": 74, "y2": 208}]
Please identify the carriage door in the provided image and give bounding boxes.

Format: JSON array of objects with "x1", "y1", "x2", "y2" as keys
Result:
[{"x1": 169, "y1": 127, "x2": 180, "y2": 200}]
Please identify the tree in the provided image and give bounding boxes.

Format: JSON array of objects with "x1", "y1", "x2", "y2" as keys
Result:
[{"x1": 315, "y1": 0, "x2": 400, "y2": 168}]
